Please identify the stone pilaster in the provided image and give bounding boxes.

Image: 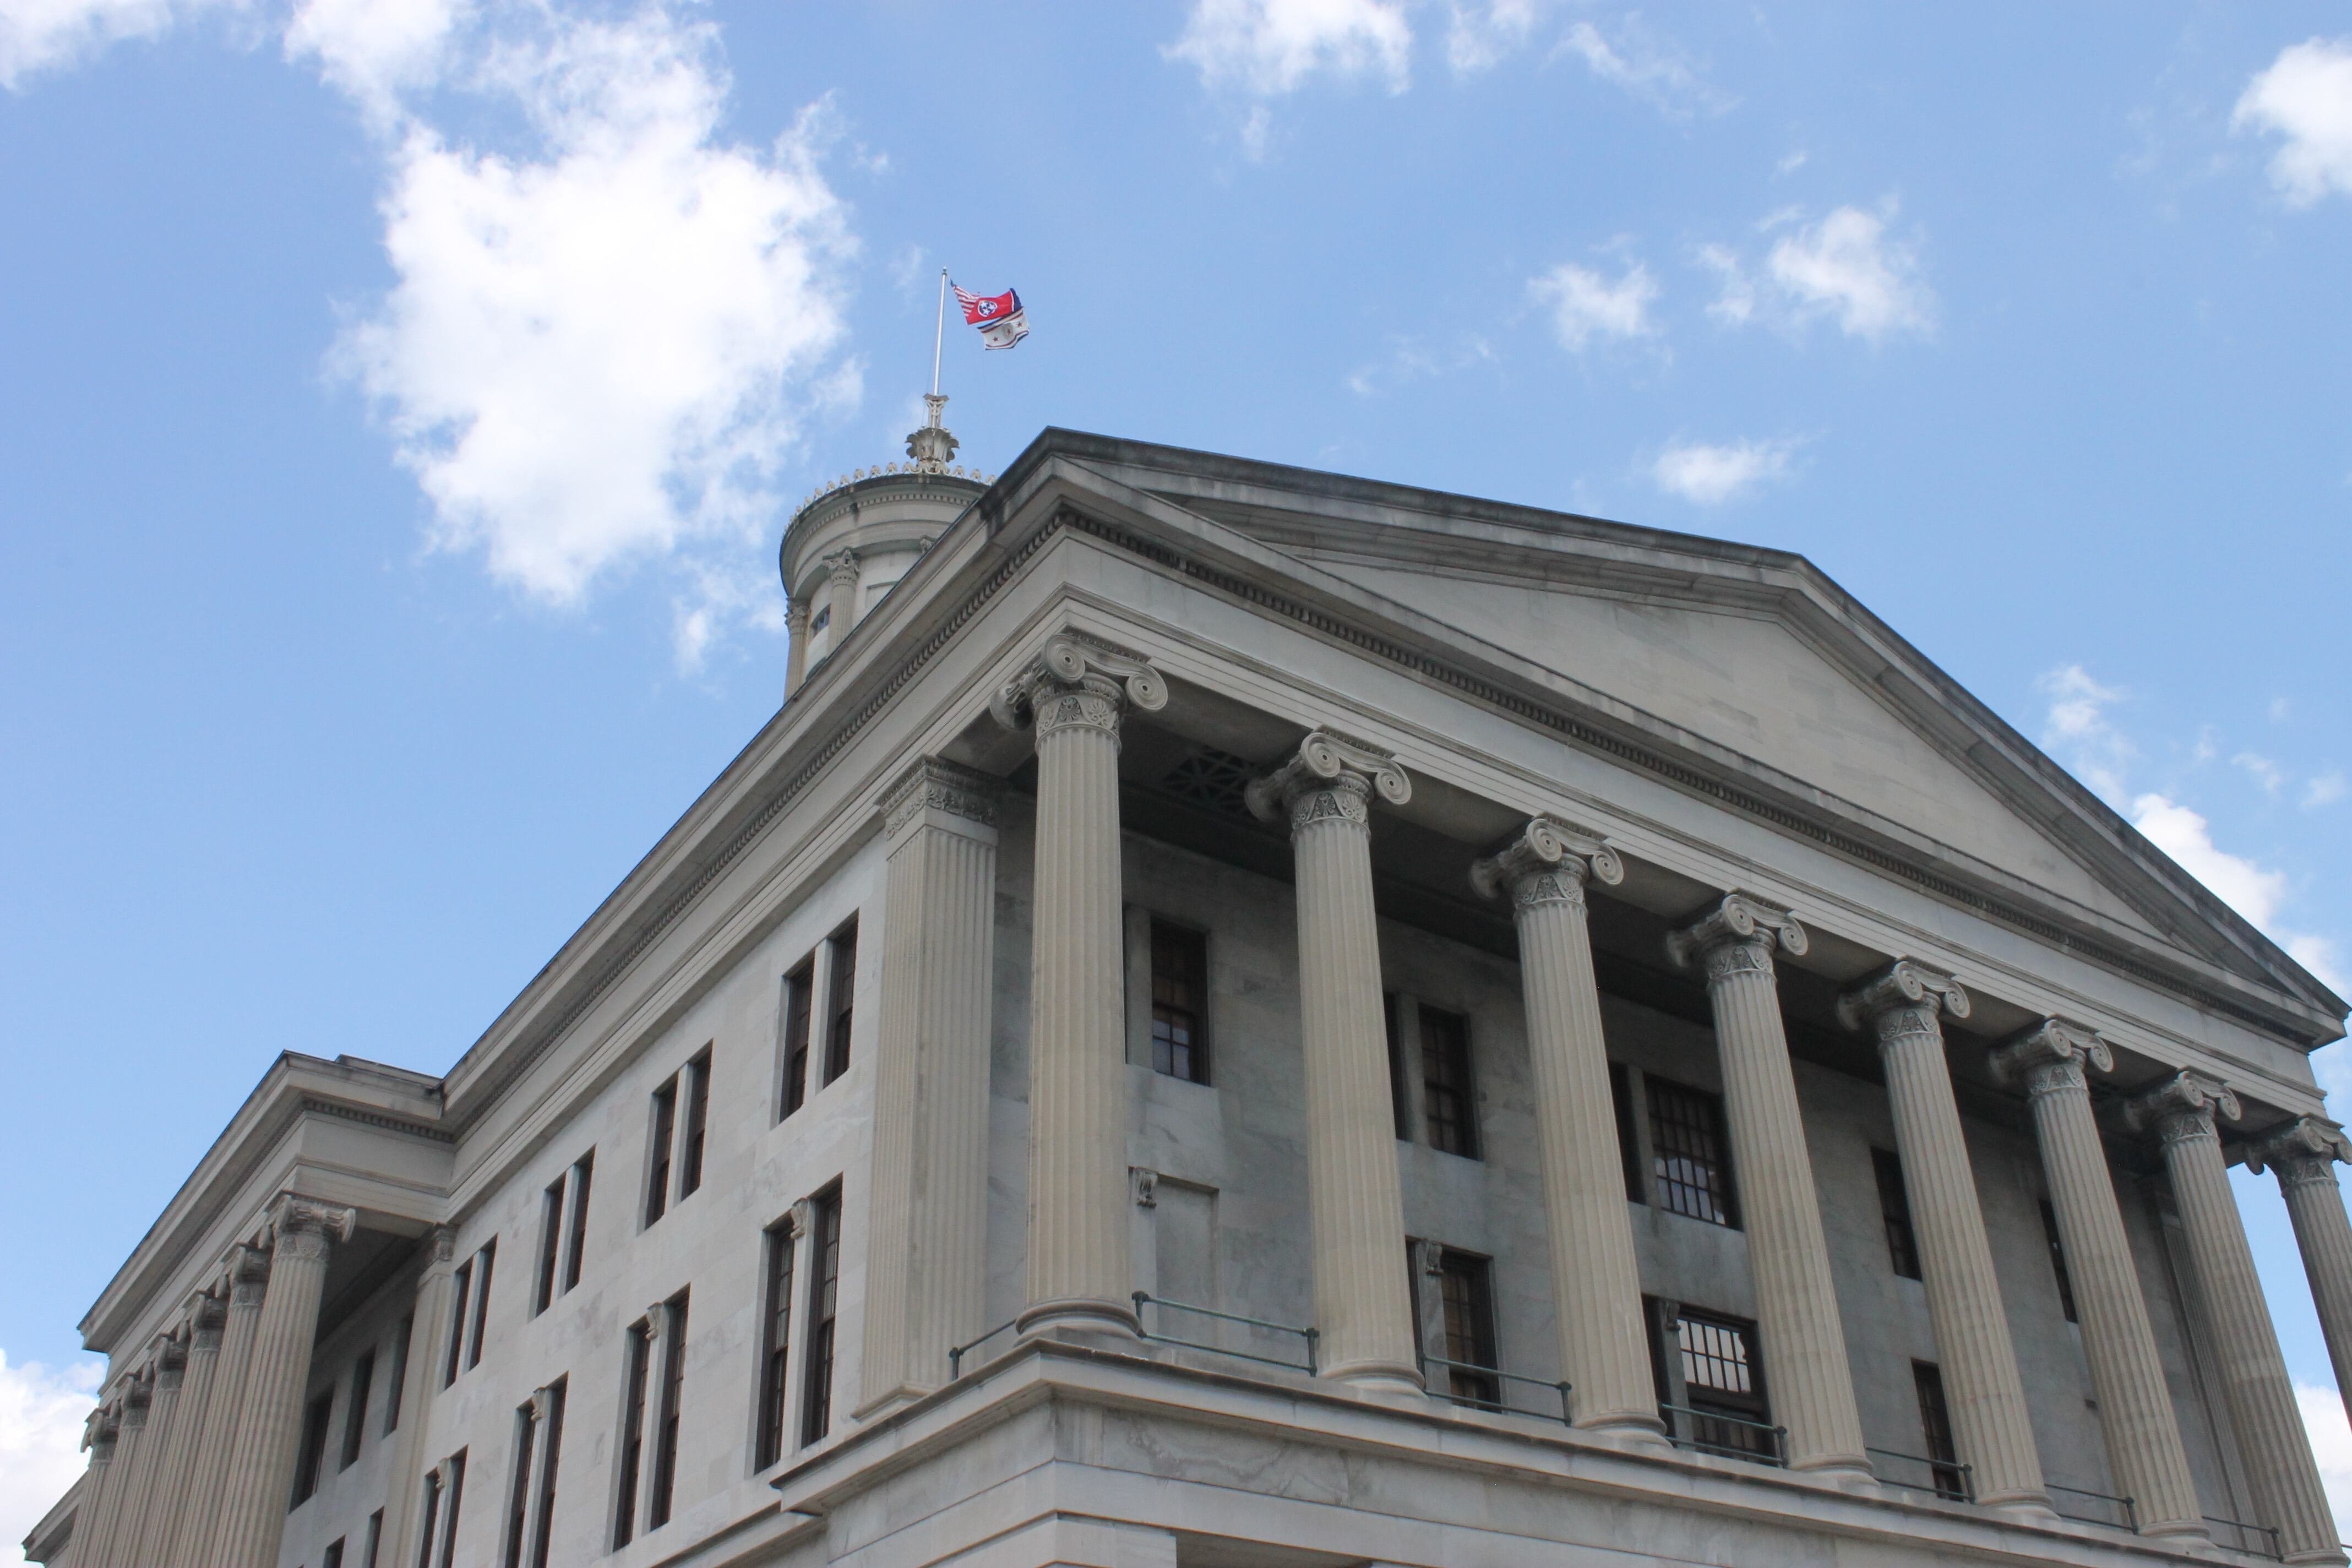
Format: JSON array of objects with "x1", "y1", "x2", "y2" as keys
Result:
[
  {"x1": 80, "y1": 1379, "x2": 144, "y2": 1568},
  {"x1": 992, "y1": 635, "x2": 1166, "y2": 1336},
  {"x1": 1667, "y1": 894, "x2": 1867, "y2": 1473},
  {"x1": 1471, "y1": 816, "x2": 1658, "y2": 1434},
  {"x1": 383, "y1": 1227, "x2": 460, "y2": 1568},
  {"x1": 209, "y1": 1196, "x2": 357, "y2": 1568},
  {"x1": 132, "y1": 1293, "x2": 224, "y2": 1567},
  {"x1": 860, "y1": 759, "x2": 1001, "y2": 1411},
  {"x1": 2246, "y1": 1117, "x2": 2352, "y2": 1433},
  {"x1": 1990, "y1": 1022, "x2": 2204, "y2": 1539},
  {"x1": 826, "y1": 550, "x2": 861, "y2": 649},
  {"x1": 172, "y1": 1244, "x2": 269, "y2": 1566},
  {"x1": 2128, "y1": 1074, "x2": 2339, "y2": 1562},
  {"x1": 1841, "y1": 962, "x2": 2046, "y2": 1507},
  {"x1": 113, "y1": 1333, "x2": 190, "y2": 1562},
  {"x1": 784, "y1": 596, "x2": 812, "y2": 698},
  {"x1": 74, "y1": 1411, "x2": 119, "y2": 1568},
  {"x1": 1249, "y1": 731, "x2": 1420, "y2": 1390}
]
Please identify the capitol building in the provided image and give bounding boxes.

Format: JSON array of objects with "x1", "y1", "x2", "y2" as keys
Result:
[{"x1": 30, "y1": 409, "x2": 2352, "y2": 1568}]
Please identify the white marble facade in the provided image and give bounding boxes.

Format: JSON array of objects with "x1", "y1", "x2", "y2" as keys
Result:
[{"x1": 31, "y1": 420, "x2": 2352, "y2": 1568}]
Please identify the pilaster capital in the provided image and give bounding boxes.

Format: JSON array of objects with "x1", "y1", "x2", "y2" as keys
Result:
[
  {"x1": 527, "y1": 1384, "x2": 558, "y2": 1423},
  {"x1": 1469, "y1": 815, "x2": 1623, "y2": 911},
  {"x1": 267, "y1": 1194, "x2": 358, "y2": 1262},
  {"x1": 2242, "y1": 1116, "x2": 2352, "y2": 1187},
  {"x1": 421, "y1": 1224, "x2": 460, "y2": 1268},
  {"x1": 121, "y1": 1371, "x2": 153, "y2": 1425},
  {"x1": 227, "y1": 1242, "x2": 271, "y2": 1307},
  {"x1": 1988, "y1": 1017, "x2": 2114, "y2": 1097},
  {"x1": 788, "y1": 1197, "x2": 814, "y2": 1240},
  {"x1": 785, "y1": 596, "x2": 812, "y2": 631},
  {"x1": 988, "y1": 634, "x2": 1166, "y2": 744},
  {"x1": 83, "y1": 1405, "x2": 113, "y2": 1455},
  {"x1": 1129, "y1": 1167, "x2": 1158, "y2": 1209},
  {"x1": 2124, "y1": 1071, "x2": 2242, "y2": 1147},
  {"x1": 1412, "y1": 1238, "x2": 1445, "y2": 1277},
  {"x1": 1665, "y1": 892, "x2": 1809, "y2": 981},
  {"x1": 155, "y1": 1335, "x2": 188, "y2": 1386},
  {"x1": 1837, "y1": 959, "x2": 1970, "y2": 1044},
  {"x1": 879, "y1": 756, "x2": 1000, "y2": 838},
  {"x1": 189, "y1": 1290, "x2": 227, "y2": 1349},
  {"x1": 825, "y1": 548, "x2": 862, "y2": 586},
  {"x1": 1245, "y1": 729, "x2": 1412, "y2": 833}
]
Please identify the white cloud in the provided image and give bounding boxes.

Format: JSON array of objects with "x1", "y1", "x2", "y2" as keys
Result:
[
  {"x1": 283, "y1": 0, "x2": 459, "y2": 124},
  {"x1": 1166, "y1": 0, "x2": 1411, "y2": 97},
  {"x1": 2307, "y1": 770, "x2": 2347, "y2": 809},
  {"x1": 0, "y1": 1351, "x2": 101, "y2": 1556},
  {"x1": 1444, "y1": 0, "x2": 1539, "y2": 75},
  {"x1": 0, "y1": 0, "x2": 228, "y2": 88},
  {"x1": 2131, "y1": 792, "x2": 2344, "y2": 993},
  {"x1": 2300, "y1": 1383, "x2": 2352, "y2": 1541},
  {"x1": 1652, "y1": 438, "x2": 1794, "y2": 505},
  {"x1": 2035, "y1": 664, "x2": 2133, "y2": 802},
  {"x1": 2235, "y1": 751, "x2": 2286, "y2": 796},
  {"x1": 1527, "y1": 259, "x2": 1657, "y2": 351},
  {"x1": 1697, "y1": 242, "x2": 1754, "y2": 326},
  {"x1": 2235, "y1": 38, "x2": 2352, "y2": 208},
  {"x1": 1764, "y1": 203, "x2": 1935, "y2": 342},
  {"x1": 1551, "y1": 17, "x2": 1732, "y2": 116}
]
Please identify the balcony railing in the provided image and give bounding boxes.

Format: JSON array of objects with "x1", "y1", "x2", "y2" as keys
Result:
[
  {"x1": 946, "y1": 1318, "x2": 1020, "y2": 1379},
  {"x1": 1865, "y1": 1445, "x2": 1971, "y2": 1502},
  {"x1": 1656, "y1": 1401, "x2": 1787, "y2": 1466},
  {"x1": 1418, "y1": 1355, "x2": 1572, "y2": 1424},
  {"x1": 2045, "y1": 1483, "x2": 2135, "y2": 1532},
  {"x1": 1132, "y1": 1292, "x2": 1320, "y2": 1374},
  {"x1": 2203, "y1": 1515, "x2": 2283, "y2": 1561}
]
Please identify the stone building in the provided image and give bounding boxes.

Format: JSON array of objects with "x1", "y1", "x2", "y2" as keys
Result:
[{"x1": 30, "y1": 411, "x2": 2352, "y2": 1568}]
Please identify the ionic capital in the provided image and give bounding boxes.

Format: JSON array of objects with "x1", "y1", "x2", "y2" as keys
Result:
[
  {"x1": 156, "y1": 1335, "x2": 188, "y2": 1386},
  {"x1": 2124, "y1": 1071, "x2": 2241, "y2": 1147},
  {"x1": 825, "y1": 548, "x2": 861, "y2": 587},
  {"x1": 268, "y1": 1194, "x2": 358, "y2": 1261},
  {"x1": 1988, "y1": 1017, "x2": 2114, "y2": 1098},
  {"x1": 1245, "y1": 729, "x2": 1411, "y2": 835},
  {"x1": 785, "y1": 597, "x2": 812, "y2": 631},
  {"x1": 1837, "y1": 959, "x2": 1970, "y2": 1046},
  {"x1": 1469, "y1": 815, "x2": 1623, "y2": 913},
  {"x1": 2242, "y1": 1116, "x2": 2352, "y2": 1189},
  {"x1": 227, "y1": 1243, "x2": 271, "y2": 1307},
  {"x1": 1665, "y1": 892, "x2": 1808, "y2": 982},
  {"x1": 189, "y1": 1291, "x2": 227, "y2": 1350},
  {"x1": 121, "y1": 1371, "x2": 153, "y2": 1425},
  {"x1": 880, "y1": 756, "x2": 1000, "y2": 838},
  {"x1": 988, "y1": 634, "x2": 1166, "y2": 745},
  {"x1": 421, "y1": 1224, "x2": 459, "y2": 1267}
]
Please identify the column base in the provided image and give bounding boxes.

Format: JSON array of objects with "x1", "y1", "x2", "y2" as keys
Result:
[
  {"x1": 1978, "y1": 1490, "x2": 2056, "y2": 1517},
  {"x1": 2134, "y1": 1516, "x2": 2210, "y2": 1543},
  {"x1": 1576, "y1": 1409, "x2": 1670, "y2": 1442},
  {"x1": 1017, "y1": 1297, "x2": 1140, "y2": 1341},
  {"x1": 1788, "y1": 1452, "x2": 1874, "y2": 1480},
  {"x1": 2282, "y1": 1549, "x2": 2348, "y2": 1567},
  {"x1": 850, "y1": 1382, "x2": 934, "y2": 1422},
  {"x1": 1320, "y1": 1357, "x2": 1424, "y2": 1393}
]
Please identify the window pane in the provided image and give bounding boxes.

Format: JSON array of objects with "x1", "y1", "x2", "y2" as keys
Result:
[
  {"x1": 1913, "y1": 1360, "x2": 1967, "y2": 1499},
  {"x1": 612, "y1": 1324, "x2": 650, "y2": 1548},
  {"x1": 341, "y1": 1351, "x2": 374, "y2": 1469},
  {"x1": 2040, "y1": 1199, "x2": 2078, "y2": 1323},
  {"x1": 293, "y1": 1389, "x2": 334, "y2": 1504},
  {"x1": 801, "y1": 1193, "x2": 842, "y2": 1445},
  {"x1": 503, "y1": 1403, "x2": 535, "y2": 1568},
  {"x1": 1647, "y1": 1078, "x2": 1736, "y2": 1227},
  {"x1": 1436, "y1": 1250, "x2": 1499, "y2": 1407},
  {"x1": 527, "y1": 1381, "x2": 564, "y2": 1568},
  {"x1": 562, "y1": 1155, "x2": 594, "y2": 1294},
  {"x1": 467, "y1": 1241, "x2": 496, "y2": 1370},
  {"x1": 1420, "y1": 1007, "x2": 1478, "y2": 1158},
  {"x1": 780, "y1": 963, "x2": 813, "y2": 1117},
  {"x1": 645, "y1": 1080, "x2": 677, "y2": 1226},
  {"x1": 823, "y1": 926, "x2": 858, "y2": 1084},
  {"x1": 1150, "y1": 921, "x2": 1208, "y2": 1084},
  {"x1": 1874, "y1": 1147, "x2": 1921, "y2": 1280},
  {"x1": 649, "y1": 1297, "x2": 688, "y2": 1529},
  {"x1": 757, "y1": 1221, "x2": 797, "y2": 1470},
  {"x1": 442, "y1": 1265, "x2": 471, "y2": 1387},
  {"x1": 535, "y1": 1177, "x2": 564, "y2": 1315},
  {"x1": 1674, "y1": 1309, "x2": 1772, "y2": 1460},
  {"x1": 1383, "y1": 993, "x2": 1409, "y2": 1140},
  {"x1": 1609, "y1": 1062, "x2": 1642, "y2": 1201},
  {"x1": 680, "y1": 1051, "x2": 711, "y2": 1198}
]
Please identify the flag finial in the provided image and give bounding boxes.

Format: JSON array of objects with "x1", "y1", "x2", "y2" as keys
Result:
[{"x1": 907, "y1": 394, "x2": 959, "y2": 472}]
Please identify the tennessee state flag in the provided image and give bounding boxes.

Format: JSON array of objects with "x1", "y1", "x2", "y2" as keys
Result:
[{"x1": 951, "y1": 283, "x2": 1029, "y2": 350}]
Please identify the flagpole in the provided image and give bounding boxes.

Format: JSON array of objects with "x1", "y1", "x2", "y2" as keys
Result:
[{"x1": 931, "y1": 269, "x2": 947, "y2": 396}]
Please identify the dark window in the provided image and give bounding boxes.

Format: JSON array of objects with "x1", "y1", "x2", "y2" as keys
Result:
[
  {"x1": 503, "y1": 1400, "x2": 536, "y2": 1568},
  {"x1": 562, "y1": 1154, "x2": 593, "y2": 1294},
  {"x1": 535, "y1": 1175, "x2": 565, "y2": 1315},
  {"x1": 384, "y1": 1316, "x2": 411, "y2": 1435},
  {"x1": 1149, "y1": 920, "x2": 1210, "y2": 1083},
  {"x1": 1382, "y1": 992, "x2": 1409, "y2": 1140},
  {"x1": 1913, "y1": 1361, "x2": 1967, "y2": 1499},
  {"x1": 801, "y1": 1191, "x2": 842, "y2": 1445},
  {"x1": 413, "y1": 1472, "x2": 440, "y2": 1568},
  {"x1": 467, "y1": 1241, "x2": 496, "y2": 1370},
  {"x1": 341, "y1": 1351, "x2": 374, "y2": 1469},
  {"x1": 529, "y1": 1379, "x2": 564, "y2": 1568},
  {"x1": 2040, "y1": 1199, "x2": 2078, "y2": 1323},
  {"x1": 443, "y1": 1262, "x2": 472, "y2": 1387},
  {"x1": 362, "y1": 1509, "x2": 384, "y2": 1568},
  {"x1": 436, "y1": 1452, "x2": 465, "y2": 1568},
  {"x1": 645, "y1": 1079, "x2": 678, "y2": 1226},
  {"x1": 823, "y1": 924, "x2": 858, "y2": 1084},
  {"x1": 1609, "y1": 1061, "x2": 1643, "y2": 1201},
  {"x1": 612, "y1": 1322, "x2": 651, "y2": 1548},
  {"x1": 1875, "y1": 1147, "x2": 1921, "y2": 1280},
  {"x1": 324, "y1": 1539, "x2": 346, "y2": 1568},
  {"x1": 1648, "y1": 1077, "x2": 1737, "y2": 1227},
  {"x1": 1668, "y1": 1307, "x2": 1773, "y2": 1460},
  {"x1": 1420, "y1": 1006, "x2": 1479, "y2": 1158},
  {"x1": 679, "y1": 1049, "x2": 711, "y2": 1198},
  {"x1": 756, "y1": 1219, "x2": 797, "y2": 1470},
  {"x1": 1435, "y1": 1250, "x2": 1500, "y2": 1408},
  {"x1": 780, "y1": 961, "x2": 814, "y2": 1118},
  {"x1": 292, "y1": 1389, "x2": 334, "y2": 1506},
  {"x1": 649, "y1": 1296, "x2": 688, "y2": 1529}
]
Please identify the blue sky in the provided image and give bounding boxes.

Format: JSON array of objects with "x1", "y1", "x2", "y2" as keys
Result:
[{"x1": 3, "y1": 0, "x2": 2350, "y2": 1543}]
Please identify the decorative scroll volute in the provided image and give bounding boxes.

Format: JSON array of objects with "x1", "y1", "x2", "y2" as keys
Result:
[
  {"x1": 1837, "y1": 959, "x2": 1971, "y2": 1043},
  {"x1": 2125, "y1": 1071, "x2": 2243, "y2": 1145},
  {"x1": 1665, "y1": 892, "x2": 1809, "y2": 981},
  {"x1": 1989, "y1": 1017, "x2": 2115, "y2": 1097},
  {"x1": 1469, "y1": 815, "x2": 1623, "y2": 912},
  {"x1": 988, "y1": 634, "x2": 1167, "y2": 744},
  {"x1": 1245, "y1": 730, "x2": 1412, "y2": 832},
  {"x1": 2243, "y1": 1116, "x2": 2352, "y2": 1185}
]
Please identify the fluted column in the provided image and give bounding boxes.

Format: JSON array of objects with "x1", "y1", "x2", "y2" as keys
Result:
[
  {"x1": 112, "y1": 1336, "x2": 187, "y2": 1561},
  {"x1": 384, "y1": 1228, "x2": 460, "y2": 1568},
  {"x1": 2129, "y1": 1075, "x2": 2340, "y2": 1563},
  {"x1": 132, "y1": 1293, "x2": 224, "y2": 1567},
  {"x1": 1667, "y1": 894, "x2": 1866, "y2": 1473},
  {"x1": 827, "y1": 550, "x2": 861, "y2": 643},
  {"x1": 992, "y1": 635, "x2": 1165, "y2": 1336},
  {"x1": 1249, "y1": 731, "x2": 1420, "y2": 1390},
  {"x1": 73, "y1": 1410, "x2": 120, "y2": 1568},
  {"x1": 167, "y1": 1248, "x2": 267, "y2": 1566},
  {"x1": 2247, "y1": 1117, "x2": 2352, "y2": 1433},
  {"x1": 78, "y1": 1378, "x2": 146, "y2": 1568},
  {"x1": 1990, "y1": 1022, "x2": 2203, "y2": 1539},
  {"x1": 209, "y1": 1197, "x2": 357, "y2": 1568},
  {"x1": 784, "y1": 596, "x2": 812, "y2": 698},
  {"x1": 1471, "y1": 817, "x2": 1658, "y2": 1433},
  {"x1": 860, "y1": 758, "x2": 1001, "y2": 1410},
  {"x1": 1841, "y1": 963, "x2": 2046, "y2": 1506}
]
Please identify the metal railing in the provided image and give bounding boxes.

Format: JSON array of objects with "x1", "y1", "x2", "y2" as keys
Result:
[
  {"x1": 1132, "y1": 1293, "x2": 1319, "y2": 1374},
  {"x1": 946, "y1": 1319, "x2": 1019, "y2": 1380},
  {"x1": 2045, "y1": 1483, "x2": 2136, "y2": 1532},
  {"x1": 1865, "y1": 1445, "x2": 1972, "y2": 1502},
  {"x1": 1656, "y1": 1402, "x2": 1787, "y2": 1466},
  {"x1": 2202, "y1": 1515, "x2": 2283, "y2": 1561},
  {"x1": 1418, "y1": 1355, "x2": 1572, "y2": 1424}
]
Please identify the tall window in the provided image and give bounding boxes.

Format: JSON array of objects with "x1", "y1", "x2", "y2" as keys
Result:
[
  {"x1": 293, "y1": 1388, "x2": 335, "y2": 1505},
  {"x1": 823, "y1": 923, "x2": 859, "y2": 1085},
  {"x1": 1874, "y1": 1147, "x2": 1921, "y2": 1279},
  {"x1": 1435, "y1": 1249, "x2": 1500, "y2": 1408},
  {"x1": 443, "y1": 1260, "x2": 472, "y2": 1387},
  {"x1": 1669, "y1": 1308, "x2": 1772, "y2": 1459},
  {"x1": 1648, "y1": 1077, "x2": 1736, "y2": 1226},
  {"x1": 1609, "y1": 1061, "x2": 1642, "y2": 1201},
  {"x1": 323, "y1": 1540, "x2": 346, "y2": 1568},
  {"x1": 1419, "y1": 1005, "x2": 1478, "y2": 1158},
  {"x1": 341, "y1": 1350, "x2": 374, "y2": 1469},
  {"x1": 414, "y1": 1470, "x2": 440, "y2": 1568},
  {"x1": 423, "y1": 1451, "x2": 466, "y2": 1568},
  {"x1": 535, "y1": 1175, "x2": 566, "y2": 1315},
  {"x1": 679, "y1": 1049, "x2": 712, "y2": 1198},
  {"x1": 779, "y1": 960, "x2": 814, "y2": 1118},
  {"x1": 2040, "y1": 1199, "x2": 2078, "y2": 1323},
  {"x1": 503, "y1": 1398, "x2": 537, "y2": 1568},
  {"x1": 561, "y1": 1153, "x2": 593, "y2": 1294},
  {"x1": 649, "y1": 1296, "x2": 689, "y2": 1530},
  {"x1": 466, "y1": 1240, "x2": 496, "y2": 1370},
  {"x1": 612, "y1": 1322, "x2": 651, "y2": 1549},
  {"x1": 645, "y1": 1079, "x2": 678, "y2": 1227},
  {"x1": 1382, "y1": 992, "x2": 1409, "y2": 1140},
  {"x1": 361, "y1": 1509, "x2": 384, "y2": 1568},
  {"x1": 756, "y1": 1219, "x2": 797, "y2": 1470},
  {"x1": 385, "y1": 1316, "x2": 411, "y2": 1434},
  {"x1": 1149, "y1": 919, "x2": 1209, "y2": 1083},
  {"x1": 801, "y1": 1190, "x2": 842, "y2": 1445},
  {"x1": 438, "y1": 1452, "x2": 466, "y2": 1568},
  {"x1": 529, "y1": 1380, "x2": 565, "y2": 1568},
  {"x1": 1912, "y1": 1361, "x2": 1966, "y2": 1499}
]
